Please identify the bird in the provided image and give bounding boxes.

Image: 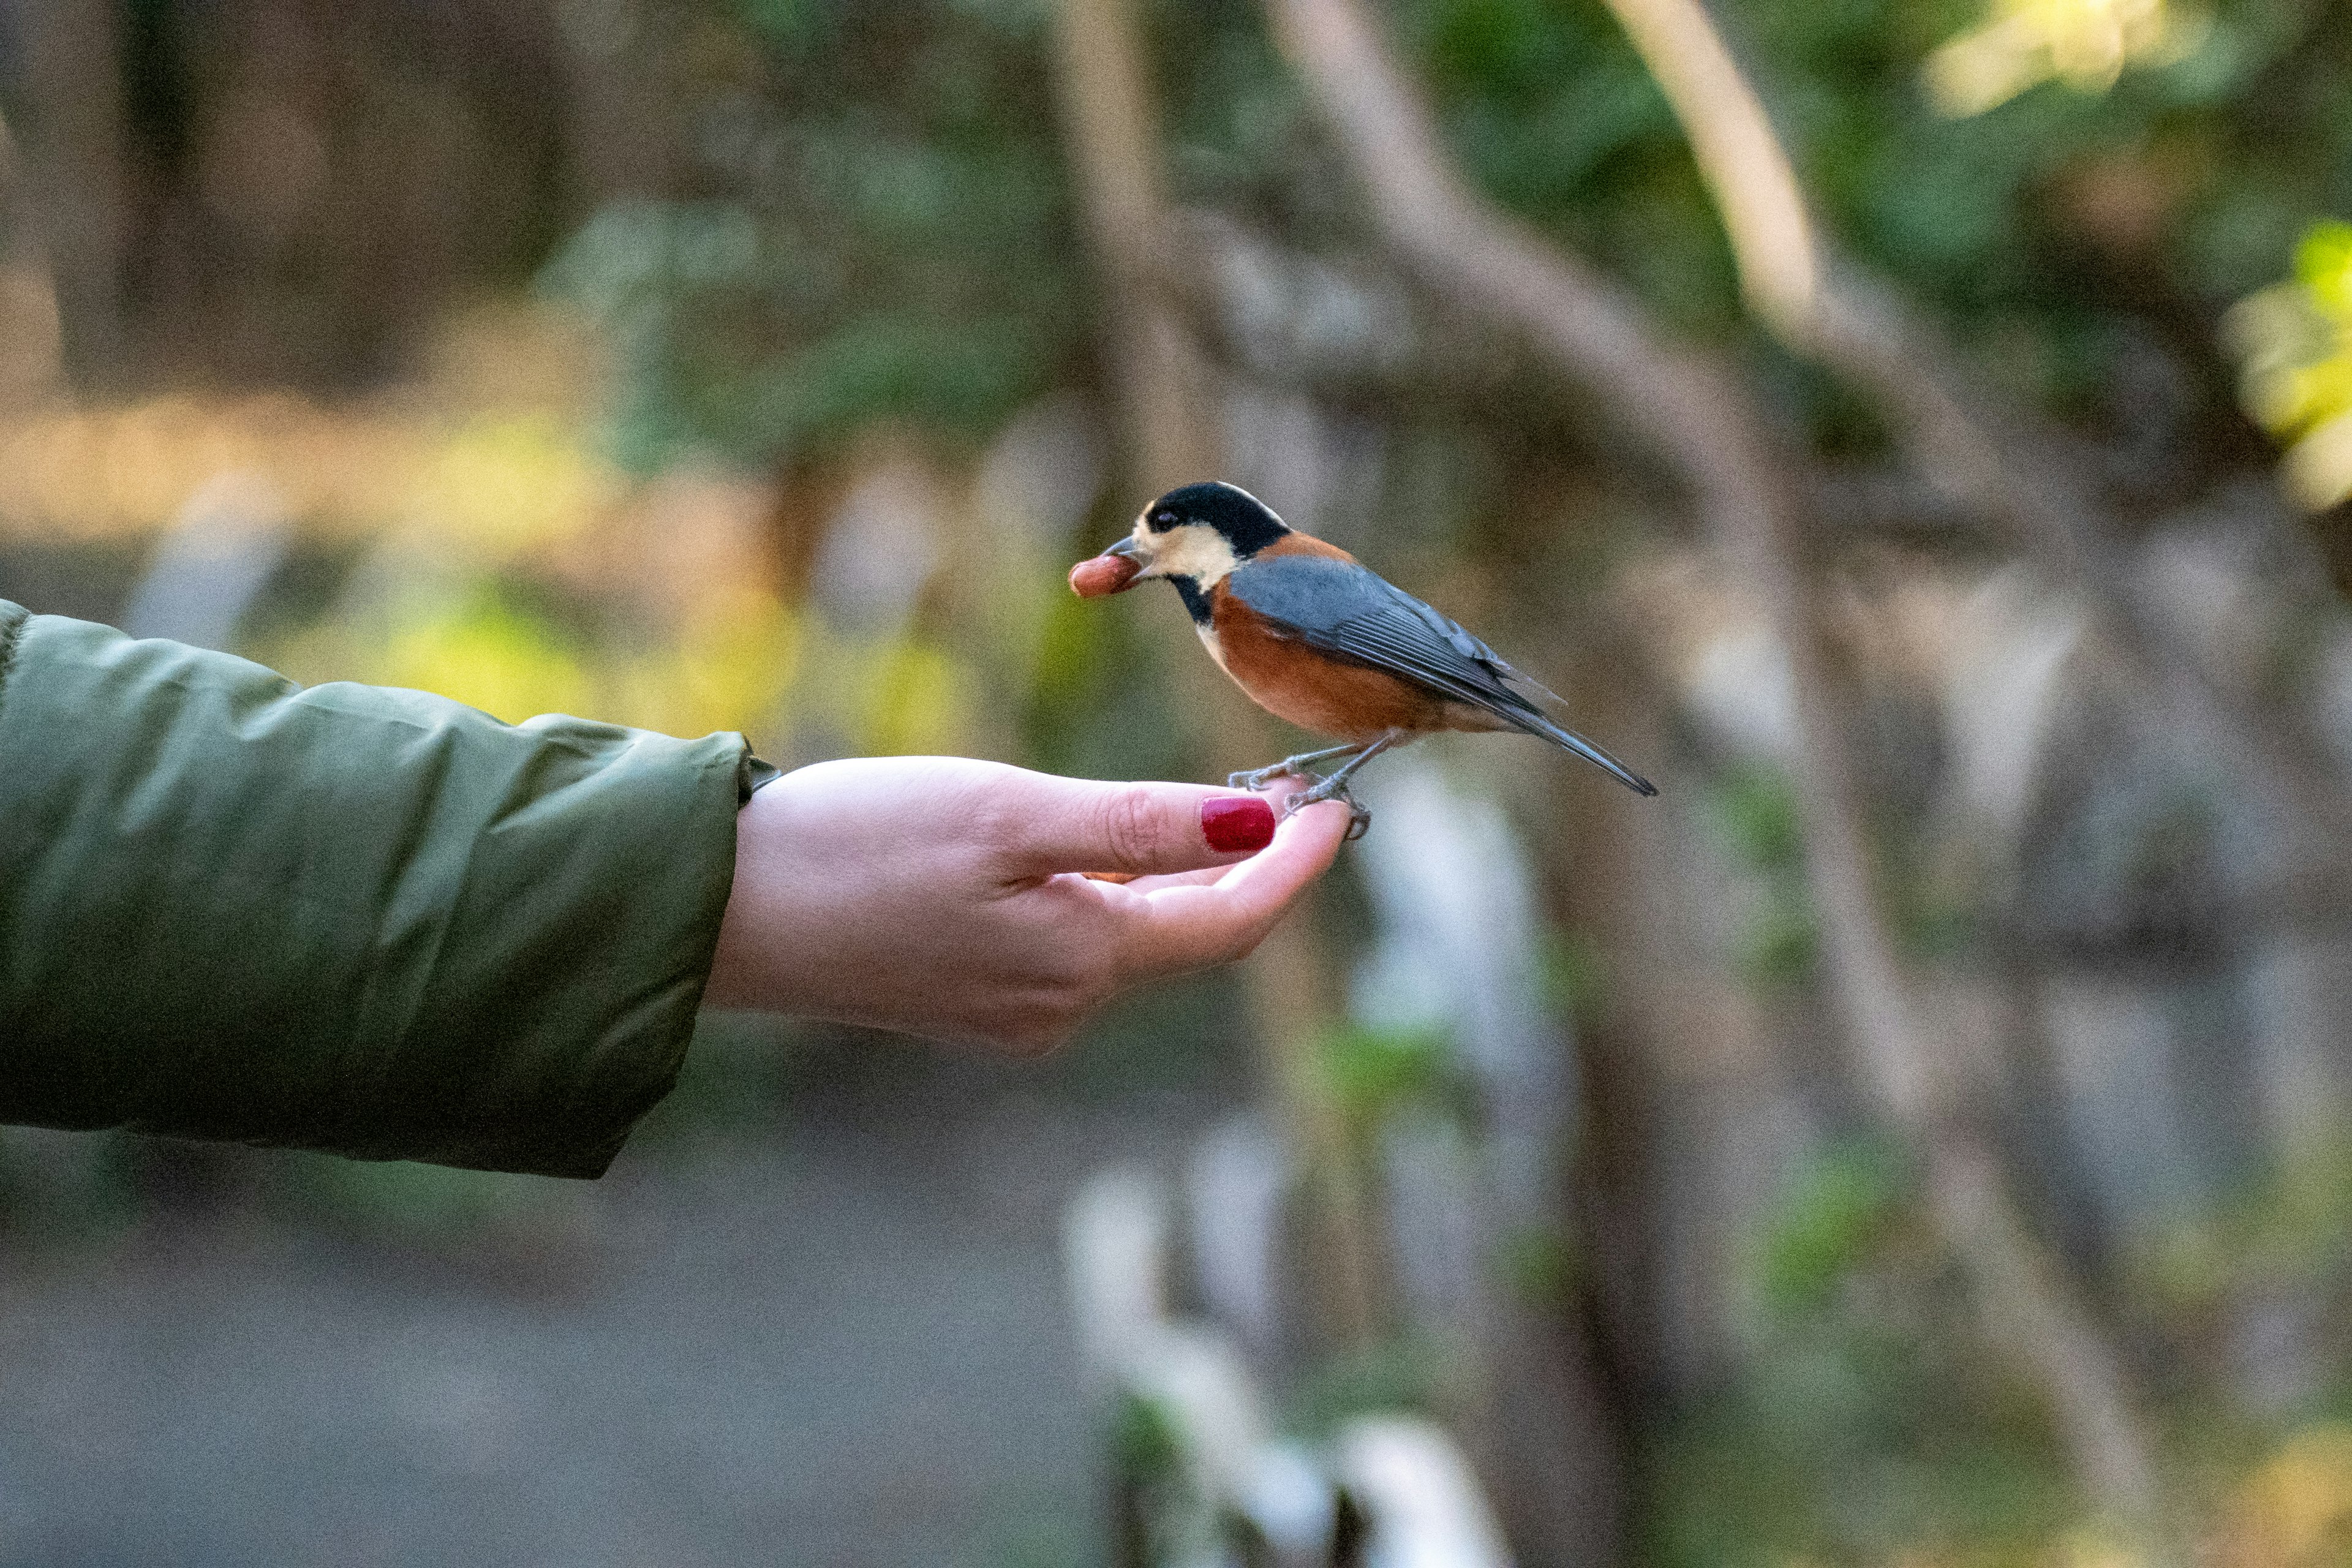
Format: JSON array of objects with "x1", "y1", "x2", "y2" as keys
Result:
[{"x1": 1069, "y1": 481, "x2": 1656, "y2": 838}]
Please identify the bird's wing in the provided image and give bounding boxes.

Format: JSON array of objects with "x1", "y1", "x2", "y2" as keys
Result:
[
  {"x1": 1224, "y1": 554, "x2": 1656, "y2": 794},
  {"x1": 1226, "y1": 555, "x2": 1528, "y2": 711}
]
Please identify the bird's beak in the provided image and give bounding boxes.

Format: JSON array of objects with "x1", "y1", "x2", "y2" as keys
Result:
[{"x1": 1102, "y1": 532, "x2": 1154, "y2": 582}]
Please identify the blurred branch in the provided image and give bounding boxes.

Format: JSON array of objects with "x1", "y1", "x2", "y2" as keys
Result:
[
  {"x1": 1591, "y1": 0, "x2": 1821, "y2": 336},
  {"x1": 1263, "y1": 0, "x2": 1761, "y2": 552},
  {"x1": 0, "y1": 103, "x2": 64, "y2": 405},
  {"x1": 1049, "y1": 0, "x2": 1233, "y2": 763},
  {"x1": 1263, "y1": 0, "x2": 2176, "y2": 1549},
  {"x1": 1146, "y1": 212, "x2": 1528, "y2": 418},
  {"x1": 1809, "y1": 466, "x2": 1998, "y2": 545},
  {"x1": 1597, "y1": 0, "x2": 2351, "y2": 849},
  {"x1": 1049, "y1": 0, "x2": 1219, "y2": 491},
  {"x1": 1050, "y1": 0, "x2": 1383, "y2": 1357},
  {"x1": 1151, "y1": 216, "x2": 2007, "y2": 549},
  {"x1": 11, "y1": 0, "x2": 130, "y2": 385},
  {"x1": 1150, "y1": 215, "x2": 2007, "y2": 552}
]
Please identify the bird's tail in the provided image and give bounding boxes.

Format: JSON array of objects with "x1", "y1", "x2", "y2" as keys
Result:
[
  {"x1": 1518, "y1": 712, "x2": 1659, "y2": 797},
  {"x1": 1487, "y1": 657, "x2": 1657, "y2": 796}
]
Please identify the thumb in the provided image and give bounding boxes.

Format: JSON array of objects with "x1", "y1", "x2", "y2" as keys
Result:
[{"x1": 997, "y1": 777, "x2": 1279, "y2": 879}]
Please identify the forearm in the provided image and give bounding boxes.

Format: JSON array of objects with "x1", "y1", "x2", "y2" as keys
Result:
[{"x1": 0, "y1": 602, "x2": 760, "y2": 1177}]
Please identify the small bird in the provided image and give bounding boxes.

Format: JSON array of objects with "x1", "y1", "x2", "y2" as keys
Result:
[{"x1": 1069, "y1": 481, "x2": 1656, "y2": 837}]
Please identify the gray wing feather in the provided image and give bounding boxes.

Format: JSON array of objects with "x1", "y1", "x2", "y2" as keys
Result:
[
  {"x1": 1224, "y1": 554, "x2": 1657, "y2": 795},
  {"x1": 1226, "y1": 555, "x2": 1534, "y2": 713}
]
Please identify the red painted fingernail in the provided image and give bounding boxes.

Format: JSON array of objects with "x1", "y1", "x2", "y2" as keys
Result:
[{"x1": 1202, "y1": 795, "x2": 1276, "y2": 853}]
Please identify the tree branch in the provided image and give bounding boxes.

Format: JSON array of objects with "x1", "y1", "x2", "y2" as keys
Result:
[
  {"x1": 1596, "y1": 0, "x2": 2349, "y2": 853},
  {"x1": 1050, "y1": 0, "x2": 1221, "y2": 491},
  {"x1": 1263, "y1": 0, "x2": 2174, "y2": 1549}
]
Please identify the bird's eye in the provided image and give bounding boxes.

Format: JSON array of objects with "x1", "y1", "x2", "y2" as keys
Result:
[{"x1": 1153, "y1": 510, "x2": 1177, "y2": 528}]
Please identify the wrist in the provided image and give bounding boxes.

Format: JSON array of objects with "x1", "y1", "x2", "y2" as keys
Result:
[{"x1": 704, "y1": 786, "x2": 805, "y2": 1013}]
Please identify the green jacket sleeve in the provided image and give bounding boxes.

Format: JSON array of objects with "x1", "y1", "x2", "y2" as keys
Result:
[{"x1": 0, "y1": 599, "x2": 769, "y2": 1178}]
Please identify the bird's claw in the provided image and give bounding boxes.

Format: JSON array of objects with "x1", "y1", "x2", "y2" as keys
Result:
[
  {"x1": 1280, "y1": 776, "x2": 1373, "y2": 841},
  {"x1": 1228, "y1": 763, "x2": 1315, "y2": 794}
]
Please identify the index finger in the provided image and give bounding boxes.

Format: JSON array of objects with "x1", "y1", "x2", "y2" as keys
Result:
[{"x1": 1117, "y1": 798, "x2": 1353, "y2": 972}]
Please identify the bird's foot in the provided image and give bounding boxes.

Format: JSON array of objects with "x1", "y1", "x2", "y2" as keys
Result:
[
  {"x1": 1226, "y1": 744, "x2": 1359, "y2": 795},
  {"x1": 1281, "y1": 772, "x2": 1373, "y2": 842}
]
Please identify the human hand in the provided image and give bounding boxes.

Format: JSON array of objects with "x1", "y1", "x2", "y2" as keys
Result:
[{"x1": 703, "y1": 756, "x2": 1352, "y2": 1054}]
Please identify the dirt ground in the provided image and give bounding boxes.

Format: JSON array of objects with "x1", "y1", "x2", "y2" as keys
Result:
[{"x1": 0, "y1": 1024, "x2": 1240, "y2": 1567}]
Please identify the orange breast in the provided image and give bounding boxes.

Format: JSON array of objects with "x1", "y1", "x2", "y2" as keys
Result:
[{"x1": 1208, "y1": 584, "x2": 1454, "y2": 743}]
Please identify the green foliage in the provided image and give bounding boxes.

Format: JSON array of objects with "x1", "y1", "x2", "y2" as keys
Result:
[
  {"x1": 1711, "y1": 764, "x2": 1807, "y2": 873},
  {"x1": 1537, "y1": 925, "x2": 1609, "y2": 1025},
  {"x1": 1109, "y1": 1390, "x2": 1220, "y2": 1568},
  {"x1": 1387, "y1": 0, "x2": 2352, "y2": 439},
  {"x1": 1111, "y1": 1389, "x2": 1189, "y2": 1482},
  {"x1": 1494, "y1": 1221, "x2": 1585, "y2": 1306},
  {"x1": 1758, "y1": 1137, "x2": 1912, "y2": 1317},
  {"x1": 1637, "y1": 1134, "x2": 2124, "y2": 1565},
  {"x1": 982, "y1": 1513, "x2": 1093, "y2": 1568},
  {"x1": 2135, "y1": 1132, "x2": 2352, "y2": 1322},
  {"x1": 1403, "y1": 0, "x2": 1736, "y2": 333},
  {"x1": 2301, "y1": 221, "x2": 2352, "y2": 317},
  {"x1": 2231, "y1": 217, "x2": 2352, "y2": 507},
  {"x1": 541, "y1": 1, "x2": 1082, "y2": 470},
  {"x1": 1887, "y1": 828, "x2": 1986, "y2": 962},
  {"x1": 531, "y1": 0, "x2": 2352, "y2": 486},
  {"x1": 372, "y1": 581, "x2": 597, "y2": 724},
  {"x1": 1648, "y1": 1388, "x2": 2075, "y2": 1568},
  {"x1": 1782, "y1": 0, "x2": 2337, "y2": 301},
  {"x1": 1706, "y1": 766, "x2": 1826, "y2": 988},
  {"x1": 1153, "y1": 0, "x2": 1317, "y2": 209},
  {"x1": 1650, "y1": 1144, "x2": 2077, "y2": 1567},
  {"x1": 1738, "y1": 895, "x2": 1824, "y2": 990},
  {"x1": 1705, "y1": 764, "x2": 1978, "y2": 980},
  {"x1": 1284, "y1": 1336, "x2": 1446, "y2": 1438},
  {"x1": 1317, "y1": 1020, "x2": 1469, "y2": 1134},
  {"x1": 1021, "y1": 587, "x2": 1115, "y2": 774}
]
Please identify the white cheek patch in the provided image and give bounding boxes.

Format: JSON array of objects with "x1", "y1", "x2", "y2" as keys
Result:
[{"x1": 1152, "y1": 524, "x2": 1241, "y2": 587}]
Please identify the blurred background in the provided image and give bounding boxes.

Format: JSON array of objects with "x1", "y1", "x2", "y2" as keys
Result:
[{"x1": 5, "y1": 0, "x2": 2352, "y2": 1562}]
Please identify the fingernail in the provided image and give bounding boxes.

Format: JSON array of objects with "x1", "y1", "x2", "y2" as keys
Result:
[{"x1": 1202, "y1": 795, "x2": 1276, "y2": 853}]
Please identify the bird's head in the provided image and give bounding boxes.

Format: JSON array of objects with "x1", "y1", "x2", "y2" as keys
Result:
[{"x1": 1071, "y1": 481, "x2": 1290, "y2": 599}]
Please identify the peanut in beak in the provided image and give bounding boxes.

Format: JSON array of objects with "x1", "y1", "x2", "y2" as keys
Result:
[{"x1": 1068, "y1": 550, "x2": 1143, "y2": 598}]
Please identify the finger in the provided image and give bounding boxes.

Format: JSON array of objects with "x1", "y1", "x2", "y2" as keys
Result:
[
  {"x1": 1119, "y1": 798, "x2": 1352, "y2": 970},
  {"x1": 998, "y1": 775, "x2": 1281, "y2": 880},
  {"x1": 1058, "y1": 861, "x2": 1234, "y2": 897},
  {"x1": 1115, "y1": 863, "x2": 1236, "y2": 893},
  {"x1": 1077, "y1": 863, "x2": 1246, "y2": 888}
]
